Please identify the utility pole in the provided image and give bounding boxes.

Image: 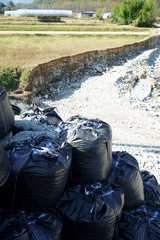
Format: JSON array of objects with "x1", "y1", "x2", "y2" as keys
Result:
[{"x1": 25, "y1": 0, "x2": 27, "y2": 23}]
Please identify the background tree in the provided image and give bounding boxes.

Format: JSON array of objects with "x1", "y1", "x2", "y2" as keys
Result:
[
  {"x1": 0, "y1": 2, "x2": 6, "y2": 14},
  {"x1": 5, "y1": 0, "x2": 15, "y2": 10},
  {"x1": 27, "y1": 0, "x2": 120, "y2": 12},
  {"x1": 136, "y1": 0, "x2": 156, "y2": 27},
  {"x1": 153, "y1": 0, "x2": 160, "y2": 17},
  {"x1": 113, "y1": 0, "x2": 156, "y2": 27},
  {"x1": 94, "y1": 7, "x2": 105, "y2": 20}
]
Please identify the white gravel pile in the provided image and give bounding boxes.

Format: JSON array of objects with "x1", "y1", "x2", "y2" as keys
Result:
[
  {"x1": 10, "y1": 130, "x2": 56, "y2": 142},
  {"x1": 9, "y1": 114, "x2": 57, "y2": 142}
]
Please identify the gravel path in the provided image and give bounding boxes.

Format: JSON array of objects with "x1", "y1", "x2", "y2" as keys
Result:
[
  {"x1": 11, "y1": 44, "x2": 160, "y2": 182},
  {"x1": 0, "y1": 31, "x2": 149, "y2": 35}
]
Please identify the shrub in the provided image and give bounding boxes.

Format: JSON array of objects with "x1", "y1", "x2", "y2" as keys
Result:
[
  {"x1": 94, "y1": 8, "x2": 105, "y2": 20},
  {"x1": 135, "y1": 0, "x2": 156, "y2": 27},
  {"x1": 37, "y1": 16, "x2": 61, "y2": 22},
  {"x1": 19, "y1": 69, "x2": 30, "y2": 86},
  {"x1": 113, "y1": 0, "x2": 156, "y2": 27},
  {"x1": 0, "y1": 67, "x2": 20, "y2": 91},
  {"x1": 0, "y1": 2, "x2": 6, "y2": 14}
]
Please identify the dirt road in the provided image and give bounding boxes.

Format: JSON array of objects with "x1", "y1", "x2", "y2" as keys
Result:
[{"x1": 0, "y1": 30, "x2": 150, "y2": 35}]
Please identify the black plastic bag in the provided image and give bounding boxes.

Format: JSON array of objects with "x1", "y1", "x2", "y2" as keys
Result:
[
  {"x1": 0, "y1": 144, "x2": 10, "y2": 187},
  {"x1": 0, "y1": 85, "x2": 14, "y2": 139},
  {"x1": 57, "y1": 182, "x2": 124, "y2": 240},
  {"x1": 0, "y1": 209, "x2": 62, "y2": 240},
  {"x1": 11, "y1": 104, "x2": 21, "y2": 115},
  {"x1": 0, "y1": 179, "x2": 10, "y2": 208},
  {"x1": 141, "y1": 170, "x2": 160, "y2": 211},
  {"x1": 5, "y1": 135, "x2": 72, "y2": 211},
  {"x1": 119, "y1": 206, "x2": 160, "y2": 240},
  {"x1": 23, "y1": 104, "x2": 63, "y2": 126},
  {"x1": 59, "y1": 115, "x2": 112, "y2": 184},
  {"x1": 12, "y1": 125, "x2": 24, "y2": 136},
  {"x1": 113, "y1": 151, "x2": 144, "y2": 209}
]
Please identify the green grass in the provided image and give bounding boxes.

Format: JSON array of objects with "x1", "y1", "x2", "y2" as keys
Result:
[
  {"x1": 0, "y1": 24, "x2": 151, "y2": 32},
  {"x1": 0, "y1": 16, "x2": 152, "y2": 32},
  {"x1": 0, "y1": 67, "x2": 20, "y2": 90},
  {"x1": 0, "y1": 16, "x2": 156, "y2": 91}
]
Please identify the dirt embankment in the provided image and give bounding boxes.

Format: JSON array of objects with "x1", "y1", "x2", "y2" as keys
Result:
[{"x1": 23, "y1": 35, "x2": 160, "y2": 98}]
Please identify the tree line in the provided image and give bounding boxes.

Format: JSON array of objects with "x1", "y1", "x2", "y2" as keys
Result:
[
  {"x1": 113, "y1": 0, "x2": 158, "y2": 27},
  {"x1": 0, "y1": 0, "x2": 160, "y2": 27},
  {"x1": 0, "y1": 0, "x2": 121, "y2": 13}
]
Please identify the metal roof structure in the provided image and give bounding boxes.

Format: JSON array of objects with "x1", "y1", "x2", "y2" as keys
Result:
[{"x1": 77, "y1": 11, "x2": 94, "y2": 18}]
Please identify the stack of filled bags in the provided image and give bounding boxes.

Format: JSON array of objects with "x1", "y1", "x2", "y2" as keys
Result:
[
  {"x1": 57, "y1": 116, "x2": 160, "y2": 240},
  {"x1": 0, "y1": 84, "x2": 160, "y2": 240},
  {"x1": 0, "y1": 84, "x2": 15, "y2": 144},
  {"x1": 0, "y1": 84, "x2": 68, "y2": 239}
]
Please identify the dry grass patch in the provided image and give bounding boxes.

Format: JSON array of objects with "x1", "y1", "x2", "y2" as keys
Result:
[
  {"x1": 0, "y1": 34, "x2": 148, "y2": 69},
  {"x1": 0, "y1": 16, "x2": 156, "y2": 33}
]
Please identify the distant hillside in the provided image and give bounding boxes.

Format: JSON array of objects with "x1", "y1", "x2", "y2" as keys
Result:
[
  {"x1": 27, "y1": 0, "x2": 121, "y2": 12},
  {"x1": 0, "y1": 0, "x2": 121, "y2": 11}
]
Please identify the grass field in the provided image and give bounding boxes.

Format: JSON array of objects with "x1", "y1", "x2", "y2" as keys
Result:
[
  {"x1": 0, "y1": 16, "x2": 157, "y2": 90},
  {"x1": 0, "y1": 34, "x2": 149, "y2": 69},
  {"x1": 0, "y1": 24, "x2": 153, "y2": 32},
  {"x1": 0, "y1": 16, "x2": 157, "y2": 69},
  {"x1": 0, "y1": 16, "x2": 155, "y2": 32},
  {"x1": 0, "y1": 24, "x2": 148, "y2": 32}
]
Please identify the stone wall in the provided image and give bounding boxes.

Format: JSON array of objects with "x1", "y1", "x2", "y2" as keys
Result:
[{"x1": 25, "y1": 35, "x2": 160, "y2": 97}]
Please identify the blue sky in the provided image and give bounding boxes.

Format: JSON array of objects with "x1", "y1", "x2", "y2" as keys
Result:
[
  {"x1": 13, "y1": 0, "x2": 34, "y2": 3},
  {"x1": 2, "y1": 0, "x2": 34, "y2": 3}
]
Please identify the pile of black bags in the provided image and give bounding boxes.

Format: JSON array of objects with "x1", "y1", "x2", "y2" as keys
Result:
[
  {"x1": 0, "y1": 84, "x2": 160, "y2": 239},
  {"x1": 22, "y1": 104, "x2": 63, "y2": 126},
  {"x1": 57, "y1": 183, "x2": 124, "y2": 240},
  {"x1": 5, "y1": 136, "x2": 72, "y2": 211},
  {"x1": 0, "y1": 209, "x2": 62, "y2": 240},
  {"x1": 113, "y1": 151, "x2": 144, "y2": 209},
  {"x1": 0, "y1": 85, "x2": 14, "y2": 139},
  {"x1": 141, "y1": 170, "x2": 160, "y2": 211},
  {"x1": 119, "y1": 206, "x2": 160, "y2": 240},
  {"x1": 59, "y1": 115, "x2": 112, "y2": 184},
  {"x1": 0, "y1": 144, "x2": 10, "y2": 187}
]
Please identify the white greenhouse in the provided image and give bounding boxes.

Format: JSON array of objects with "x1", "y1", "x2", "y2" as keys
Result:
[{"x1": 4, "y1": 9, "x2": 73, "y2": 18}]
